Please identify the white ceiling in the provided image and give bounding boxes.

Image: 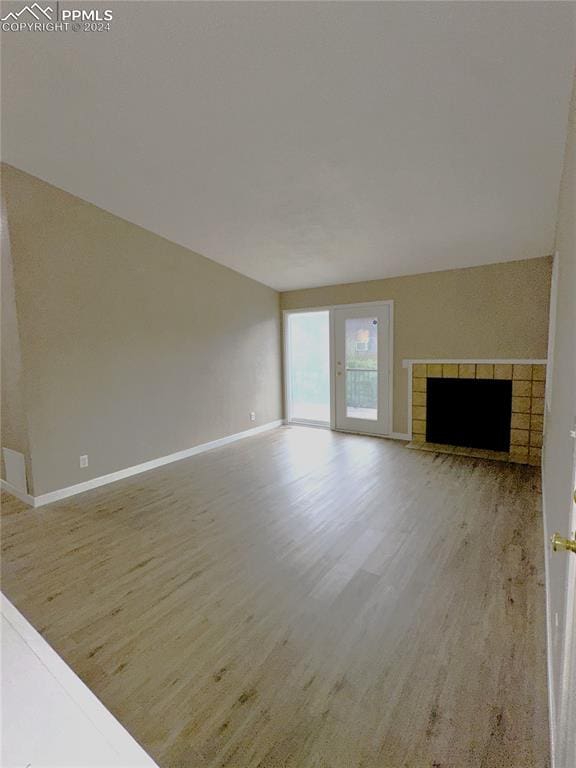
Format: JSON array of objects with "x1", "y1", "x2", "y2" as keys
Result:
[{"x1": 1, "y1": 1, "x2": 575, "y2": 291}]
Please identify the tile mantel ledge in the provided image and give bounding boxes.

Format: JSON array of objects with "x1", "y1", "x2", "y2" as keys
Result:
[{"x1": 403, "y1": 358, "x2": 548, "y2": 368}]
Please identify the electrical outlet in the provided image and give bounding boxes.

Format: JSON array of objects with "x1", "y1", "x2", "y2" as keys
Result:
[
  {"x1": 80, "y1": 454, "x2": 89, "y2": 468},
  {"x1": 250, "y1": 411, "x2": 256, "y2": 422}
]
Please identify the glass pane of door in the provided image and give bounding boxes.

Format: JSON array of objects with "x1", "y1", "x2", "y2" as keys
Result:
[
  {"x1": 334, "y1": 304, "x2": 390, "y2": 435},
  {"x1": 344, "y1": 317, "x2": 378, "y2": 420},
  {"x1": 287, "y1": 311, "x2": 330, "y2": 424}
]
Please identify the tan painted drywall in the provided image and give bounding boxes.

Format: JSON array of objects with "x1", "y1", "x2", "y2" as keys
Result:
[
  {"x1": 1, "y1": 164, "x2": 282, "y2": 495},
  {"x1": 1, "y1": 192, "x2": 31, "y2": 479},
  {"x1": 543, "y1": 65, "x2": 576, "y2": 763},
  {"x1": 281, "y1": 257, "x2": 552, "y2": 434}
]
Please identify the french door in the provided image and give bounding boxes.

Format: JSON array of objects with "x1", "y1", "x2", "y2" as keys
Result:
[
  {"x1": 284, "y1": 302, "x2": 392, "y2": 436},
  {"x1": 333, "y1": 304, "x2": 392, "y2": 435}
]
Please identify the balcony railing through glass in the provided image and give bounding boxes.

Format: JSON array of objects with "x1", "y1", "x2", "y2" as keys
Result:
[{"x1": 346, "y1": 368, "x2": 377, "y2": 420}]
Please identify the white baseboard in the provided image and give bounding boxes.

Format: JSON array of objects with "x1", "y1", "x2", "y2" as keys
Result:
[
  {"x1": 0, "y1": 479, "x2": 35, "y2": 507},
  {"x1": 0, "y1": 421, "x2": 407, "y2": 510},
  {"x1": 284, "y1": 420, "x2": 410, "y2": 442},
  {"x1": 1, "y1": 420, "x2": 283, "y2": 509},
  {"x1": 388, "y1": 432, "x2": 411, "y2": 441}
]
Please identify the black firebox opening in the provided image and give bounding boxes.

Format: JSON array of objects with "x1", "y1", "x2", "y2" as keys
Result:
[{"x1": 426, "y1": 378, "x2": 513, "y2": 451}]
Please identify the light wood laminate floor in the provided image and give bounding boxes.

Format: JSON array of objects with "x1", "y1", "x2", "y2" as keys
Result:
[{"x1": 1, "y1": 426, "x2": 549, "y2": 767}]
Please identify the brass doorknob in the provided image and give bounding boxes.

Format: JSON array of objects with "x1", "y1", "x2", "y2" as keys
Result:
[{"x1": 551, "y1": 532, "x2": 576, "y2": 553}]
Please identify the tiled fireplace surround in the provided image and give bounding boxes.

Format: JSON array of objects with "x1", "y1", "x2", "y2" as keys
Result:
[{"x1": 409, "y1": 362, "x2": 546, "y2": 466}]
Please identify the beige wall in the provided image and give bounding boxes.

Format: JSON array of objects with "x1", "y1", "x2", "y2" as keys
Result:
[
  {"x1": 543, "y1": 66, "x2": 576, "y2": 764},
  {"x1": 281, "y1": 257, "x2": 552, "y2": 434},
  {"x1": 1, "y1": 193, "x2": 31, "y2": 478},
  {"x1": 1, "y1": 164, "x2": 283, "y2": 496}
]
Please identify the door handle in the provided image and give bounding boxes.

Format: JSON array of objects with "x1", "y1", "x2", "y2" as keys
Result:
[{"x1": 551, "y1": 532, "x2": 576, "y2": 554}]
